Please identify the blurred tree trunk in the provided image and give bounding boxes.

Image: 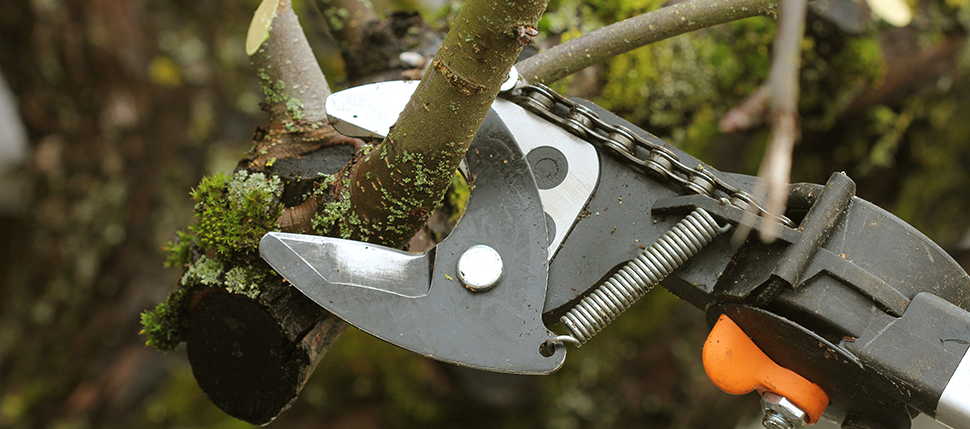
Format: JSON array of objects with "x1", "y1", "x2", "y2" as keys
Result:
[{"x1": 0, "y1": 0, "x2": 263, "y2": 427}]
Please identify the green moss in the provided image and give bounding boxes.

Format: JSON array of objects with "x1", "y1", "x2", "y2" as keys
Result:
[
  {"x1": 143, "y1": 170, "x2": 284, "y2": 351},
  {"x1": 190, "y1": 170, "x2": 283, "y2": 255},
  {"x1": 162, "y1": 230, "x2": 194, "y2": 269},
  {"x1": 140, "y1": 288, "x2": 188, "y2": 351}
]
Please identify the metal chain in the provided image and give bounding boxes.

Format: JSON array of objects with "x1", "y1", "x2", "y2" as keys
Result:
[
  {"x1": 503, "y1": 83, "x2": 795, "y2": 228},
  {"x1": 504, "y1": 83, "x2": 797, "y2": 350}
]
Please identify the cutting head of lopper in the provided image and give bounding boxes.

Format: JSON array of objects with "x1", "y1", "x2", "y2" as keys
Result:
[{"x1": 260, "y1": 110, "x2": 567, "y2": 374}]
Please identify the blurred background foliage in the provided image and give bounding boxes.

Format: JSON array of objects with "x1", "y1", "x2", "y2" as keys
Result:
[{"x1": 1, "y1": 0, "x2": 969, "y2": 427}]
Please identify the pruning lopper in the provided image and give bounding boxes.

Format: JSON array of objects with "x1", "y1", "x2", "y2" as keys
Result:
[{"x1": 260, "y1": 72, "x2": 970, "y2": 429}]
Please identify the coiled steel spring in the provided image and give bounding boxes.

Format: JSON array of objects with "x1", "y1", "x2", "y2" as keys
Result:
[{"x1": 559, "y1": 207, "x2": 730, "y2": 346}]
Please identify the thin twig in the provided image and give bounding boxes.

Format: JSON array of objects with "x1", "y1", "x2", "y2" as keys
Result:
[
  {"x1": 516, "y1": 0, "x2": 780, "y2": 85},
  {"x1": 733, "y1": 0, "x2": 807, "y2": 244},
  {"x1": 719, "y1": 84, "x2": 771, "y2": 132}
]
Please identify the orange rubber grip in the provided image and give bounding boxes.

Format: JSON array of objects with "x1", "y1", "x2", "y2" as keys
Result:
[{"x1": 703, "y1": 314, "x2": 830, "y2": 424}]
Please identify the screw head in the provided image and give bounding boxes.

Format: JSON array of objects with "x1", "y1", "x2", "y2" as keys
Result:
[{"x1": 456, "y1": 245, "x2": 503, "y2": 292}]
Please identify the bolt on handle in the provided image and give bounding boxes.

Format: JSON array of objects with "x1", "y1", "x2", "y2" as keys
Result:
[{"x1": 762, "y1": 392, "x2": 811, "y2": 429}]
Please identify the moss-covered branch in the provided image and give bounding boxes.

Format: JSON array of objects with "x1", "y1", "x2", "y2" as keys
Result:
[
  {"x1": 516, "y1": 0, "x2": 780, "y2": 84},
  {"x1": 143, "y1": 169, "x2": 286, "y2": 351},
  {"x1": 142, "y1": 0, "x2": 360, "y2": 423},
  {"x1": 329, "y1": 0, "x2": 549, "y2": 248},
  {"x1": 144, "y1": 0, "x2": 551, "y2": 421}
]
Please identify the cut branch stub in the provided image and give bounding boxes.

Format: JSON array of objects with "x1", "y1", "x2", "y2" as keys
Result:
[
  {"x1": 184, "y1": 143, "x2": 356, "y2": 425},
  {"x1": 187, "y1": 287, "x2": 346, "y2": 425},
  {"x1": 248, "y1": 0, "x2": 331, "y2": 124},
  {"x1": 186, "y1": 0, "x2": 549, "y2": 423}
]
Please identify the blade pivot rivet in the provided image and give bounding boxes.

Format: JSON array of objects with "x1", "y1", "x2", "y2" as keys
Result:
[{"x1": 456, "y1": 245, "x2": 503, "y2": 292}]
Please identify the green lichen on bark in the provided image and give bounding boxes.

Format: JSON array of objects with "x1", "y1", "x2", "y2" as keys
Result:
[
  {"x1": 312, "y1": 190, "x2": 355, "y2": 238},
  {"x1": 223, "y1": 265, "x2": 268, "y2": 298},
  {"x1": 141, "y1": 170, "x2": 284, "y2": 351},
  {"x1": 257, "y1": 69, "x2": 290, "y2": 105},
  {"x1": 286, "y1": 97, "x2": 305, "y2": 120}
]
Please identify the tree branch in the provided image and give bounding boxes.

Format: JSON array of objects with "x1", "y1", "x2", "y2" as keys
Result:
[
  {"x1": 245, "y1": 0, "x2": 364, "y2": 169},
  {"x1": 516, "y1": 0, "x2": 780, "y2": 85},
  {"x1": 757, "y1": 0, "x2": 806, "y2": 240},
  {"x1": 331, "y1": 0, "x2": 549, "y2": 248}
]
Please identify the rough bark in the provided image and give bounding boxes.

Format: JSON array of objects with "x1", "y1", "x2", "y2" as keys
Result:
[{"x1": 3, "y1": 0, "x2": 966, "y2": 426}]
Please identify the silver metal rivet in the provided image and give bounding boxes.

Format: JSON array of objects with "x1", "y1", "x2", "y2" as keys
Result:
[{"x1": 456, "y1": 245, "x2": 503, "y2": 292}]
